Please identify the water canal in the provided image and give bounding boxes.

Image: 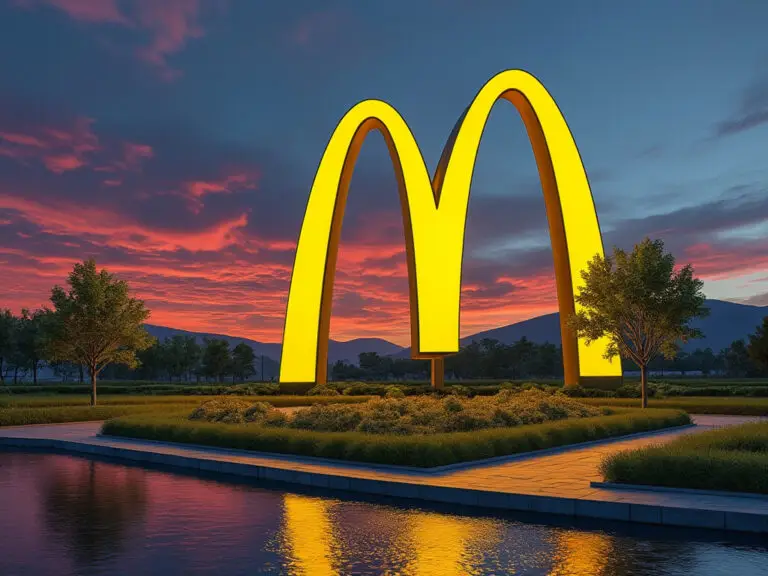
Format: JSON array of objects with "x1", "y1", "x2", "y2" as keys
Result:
[{"x1": 1, "y1": 451, "x2": 766, "y2": 575}]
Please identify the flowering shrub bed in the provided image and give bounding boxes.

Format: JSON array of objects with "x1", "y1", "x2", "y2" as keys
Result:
[{"x1": 188, "y1": 389, "x2": 605, "y2": 435}]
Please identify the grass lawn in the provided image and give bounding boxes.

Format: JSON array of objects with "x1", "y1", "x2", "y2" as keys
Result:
[
  {"x1": 580, "y1": 397, "x2": 768, "y2": 416},
  {"x1": 103, "y1": 408, "x2": 691, "y2": 467},
  {"x1": 600, "y1": 421, "x2": 768, "y2": 495},
  {"x1": 0, "y1": 395, "x2": 371, "y2": 427}
]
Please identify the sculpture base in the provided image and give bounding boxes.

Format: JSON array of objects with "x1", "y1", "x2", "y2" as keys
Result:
[{"x1": 576, "y1": 376, "x2": 625, "y2": 391}]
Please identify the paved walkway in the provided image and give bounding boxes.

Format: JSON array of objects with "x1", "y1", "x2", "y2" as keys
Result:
[{"x1": 1, "y1": 415, "x2": 767, "y2": 533}]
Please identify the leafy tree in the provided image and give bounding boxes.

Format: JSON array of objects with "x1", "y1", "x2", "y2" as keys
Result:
[
  {"x1": 163, "y1": 336, "x2": 188, "y2": 382},
  {"x1": 568, "y1": 238, "x2": 708, "y2": 408},
  {"x1": 747, "y1": 317, "x2": 768, "y2": 373},
  {"x1": 49, "y1": 259, "x2": 154, "y2": 405},
  {"x1": 201, "y1": 338, "x2": 231, "y2": 382},
  {"x1": 0, "y1": 309, "x2": 17, "y2": 385},
  {"x1": 231, "y1": 342, "x2": 256, "y2": 382},
  {"x1": 722, "y1": 340, "x2": 752, "y2": 377},
  {"x1": 183, "y1": 336, "x2": 202, "y2": 382},
  {"x1": 16, "y1": 308, "x2": 52, "y2": 385}
]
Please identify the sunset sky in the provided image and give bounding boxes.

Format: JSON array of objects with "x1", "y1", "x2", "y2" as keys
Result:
[{"x1": 1, "y1": 0, "x2": 768, "y2": 346}]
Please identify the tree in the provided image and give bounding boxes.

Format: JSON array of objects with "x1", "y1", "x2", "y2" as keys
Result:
[
  {"x1": 16, "y1": 308, "x2": 52, "y2": 385},
  {"x1": 0, "y1": 309, "x2": 17, "y2": 385},
  {"x1": 201, "y1": 338, "x2": 231, "y2": 382},
  {"x1": 182, "y1": 336, "x2": 202, "y2": 382},
  {"x1": 568, "y1": 238, "x2": 708, "y2": 408},
  {"x1": 724, "y1": 339, "x2": 755, "y2": 377},
  {"x1": 231, "y1": 342, "x2": 256, "y2": 382},
  {"x1": 49, "y1": 259, "x2": 154, "y2": 406},
  {"x1": 747, "y1": 317, "x2": 768, "y2": 372}
]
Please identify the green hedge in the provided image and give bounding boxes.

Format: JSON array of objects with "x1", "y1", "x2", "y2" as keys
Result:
[
  {"x1": 102, "y1": 409, "x2": 691, "y2": 467},
  {"x1": 601, "y1": 421, "x2": 768, "y2": 494}
]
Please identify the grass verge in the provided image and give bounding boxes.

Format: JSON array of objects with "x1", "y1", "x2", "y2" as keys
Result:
[
  {"x1": 580, "y1": 397, "x2": 768, "y2": 416},
  {"x1": 102, "y1": 408, "x2": 690, "y2": 467},
  {"x1": 0, "y1": 395, "x2": 371, "y2": 426},
  {"x1": 600, "y1": 421, "x2": 768, "y2": 494}
]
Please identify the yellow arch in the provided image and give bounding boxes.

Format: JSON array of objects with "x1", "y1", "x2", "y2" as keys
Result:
[{"x1": 280, "y1": 69, "x2": 620, "y2": 385}]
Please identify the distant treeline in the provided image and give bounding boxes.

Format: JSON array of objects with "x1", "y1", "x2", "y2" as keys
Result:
[
  {"x1": 332, "y1": 336, "x2": 768, "y2": 381},
  {"x1": 0, "y1": 309, "x2": 263, "y2": 384},
  {"x1": 4, "y1": 309, "x2": 768, "y2": 385}
]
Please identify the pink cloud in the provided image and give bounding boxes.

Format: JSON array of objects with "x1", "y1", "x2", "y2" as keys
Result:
[
  {"x1": 43, "y1": 154, "x2": 85, "y2": 173},
  {"x1": 0, "y1": 117, "x2": 99, "y2": 173},
  {"x1": 13, "y1": 0, "x2": 220, "y2": 79},
  {"x1": 112, "y1": 142, "x2": 154, "y2": 171},
  {"x1": 287, "y1": 10, "x2": 345, "y2": 48},
  {"x1": 186, "y1": 172, "x2": 259, "y2": 198},
  {"x1": 14, "y1": 0, "x2": 127, "y2": 24}
]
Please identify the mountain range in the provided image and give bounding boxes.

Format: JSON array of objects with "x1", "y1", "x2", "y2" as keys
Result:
[{"x1": 145, "y1": 299, "x2": 768, "y2": 373}]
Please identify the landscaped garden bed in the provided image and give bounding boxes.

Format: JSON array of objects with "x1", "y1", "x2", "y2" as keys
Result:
[
  {"x1": 600, "y1": 421, "x2": 768, "y2": 495},
  {"x1": 102, "y1": 390, "x2": 691, "y2": 467}
]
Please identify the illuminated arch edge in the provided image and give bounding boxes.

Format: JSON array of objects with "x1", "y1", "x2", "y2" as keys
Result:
[{"x1": 279, "y1": 69, "x2": 622, "y2": 387}]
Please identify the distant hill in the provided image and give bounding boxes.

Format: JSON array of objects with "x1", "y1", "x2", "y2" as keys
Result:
[
  {"x1": 144, "y1": 326, "x2": 404, "y2": 372},
  {"x1": 458, "y1": 299, "x2": 768, "y2": 352},
  {"x1": 22, "y1": 299, "x2": 768, "y2": 383},
  {"x1": 395, "y1": 299, "x2": 768, "y2": 357}
]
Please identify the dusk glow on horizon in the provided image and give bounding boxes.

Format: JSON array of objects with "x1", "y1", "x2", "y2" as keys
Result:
[{"x1": 2, "y1": 1, "x2": 768, "y2": 346}]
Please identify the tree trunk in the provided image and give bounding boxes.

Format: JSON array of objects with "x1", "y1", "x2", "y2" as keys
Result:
[
  {"x1": 13, "y1": 367, "x2": 18, "y2": 385},
  {"x1": 90, "y1": 368, "x2": 97, "y2": 407},
  {"x1": 0, "y1": 358, "x2": 4, "y2": 385},
  {"x1": 32, "y1": 362, "x2": 38, "y2": 385},
  {"x1": 640, "y1": 364, "x2": 648, "y2": 409},
  {"x1": 79, "y1": 364, "x2": 84, "y2": 384}
]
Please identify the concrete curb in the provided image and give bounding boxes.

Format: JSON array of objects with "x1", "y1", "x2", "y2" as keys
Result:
[
  {"x1": 591, "y1": 481, "x2": 768, "y2": 501},
  {"x1": 2, "y1": 433, "x2": 767, "y2": 534}
]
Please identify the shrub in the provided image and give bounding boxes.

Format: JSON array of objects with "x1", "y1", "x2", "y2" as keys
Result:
[
  {"x1": 284, "y1": 389, "x2": 603, "y2": 435},
  {"x1": 601, "y1": 421, "x2": 768, "y2": 494},
  {"x1": 189, "y1": 398, "x2": 255, "y2": 424},
  {"x1": 384, "y1": 385, "x2": 405, "y2": 399},
  {"x1": 104, "y1": 409, "x2": 691, "y2": 467},
  {"x1": 306, "y1": 385, "x2": 340, "y2": 396},
  {"x1": 449, "y1": 385, "x2": 472, "y2": 397}
]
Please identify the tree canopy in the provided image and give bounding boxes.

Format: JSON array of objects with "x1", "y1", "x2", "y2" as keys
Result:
[
  {"x1": 569, "y1": 238, "x2": 708, "y2": 407},
  {"x1": 48, "y1": 259, "x2": 154, "y2": 405}
]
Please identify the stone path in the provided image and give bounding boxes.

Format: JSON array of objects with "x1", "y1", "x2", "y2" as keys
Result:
[{"x1": 1, "y1": 415, "x2": 766, "y2": 533}]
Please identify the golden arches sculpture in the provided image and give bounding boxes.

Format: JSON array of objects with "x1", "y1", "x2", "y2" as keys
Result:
[{"x1": 280, "y1": 69, "x2": 621, "y2": 387}]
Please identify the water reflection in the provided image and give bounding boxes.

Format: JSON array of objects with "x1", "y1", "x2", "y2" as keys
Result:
[
  {"x1": 549, "y1": 532, "x2": 612, "y2": 576},
  {"x1": 42, "y1": 457, "x2": 148, "y2": 567},
  {"x1": 0, "y1": 452, "x2": 767, "y2": 576},
  {"x1": 281, "y1": 495, "x2": 338, "y2": 575},
  {"x1": 401, "y1": 513, "x2": 501, "y2": 575}
]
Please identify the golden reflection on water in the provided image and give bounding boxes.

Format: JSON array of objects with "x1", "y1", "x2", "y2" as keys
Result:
[
  {"x1": 399, "y1": 513, "x2": 501, "y2": 576},
  {"x1": 548, "y1": 532, "x2": 613, "y2": 576},
  {"x1": 281, "y1": 494, "x2": 338, "y2": 575},
  {"x1": 279, "y1": 493, "x2": 505, "y2": 576}
]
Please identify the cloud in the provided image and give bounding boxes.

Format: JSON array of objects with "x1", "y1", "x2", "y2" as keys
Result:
[
  {"x1": 714, "y1": 75, "x2": 768, "y2": 137},
  {"x1": 13, "y1": 0, "x2": 220, "y2": 79},
  {"x1": 287, "y1": 10, "x2": 342, "y2": 47},
  {"x1": 13, "y1": 0, "x2": 127, "y2": 24},
  {"x1": 0, "y1": 117, "x2": 99, "y2": 173}
]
